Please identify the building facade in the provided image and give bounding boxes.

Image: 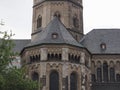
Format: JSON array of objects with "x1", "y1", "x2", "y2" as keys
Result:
[{"x1": 18, "y1": 0, "x2": 120, "y2": 90}]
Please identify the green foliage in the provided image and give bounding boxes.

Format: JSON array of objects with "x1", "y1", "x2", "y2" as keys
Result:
[
  {"x1": 0, "y1": 31, "x2": 38, "y2": 90},
  {"x1": 0, "y1": 31, "x2": 14, "y2": 72}
]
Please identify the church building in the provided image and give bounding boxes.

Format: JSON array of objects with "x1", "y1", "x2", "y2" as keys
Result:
[{"x1": 13, "y1": 0, "x2": 120, "y2": 90}]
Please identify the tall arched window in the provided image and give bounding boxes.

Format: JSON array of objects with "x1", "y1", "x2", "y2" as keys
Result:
[
  {"x1": 97, "y1": 68, "x2": 102, "y2": 82},
  {"x1": 91, "y1": 74, "x2": 96, "y2": 82},
  {"x1": 70, "y1": 72, "x2": 77, "y2": 90},
  {"x1": 91, "y1": 61, "x2": 96, "y2": 82},
  {"x1": 50, "y1": 71, "x2": 59, "y2": 90},
  {"x1": 116, "y1": 74, "x2": 120, "y2": 82},
  {"x1": 110, "y1": 67, "x2": 115, "y2": 82},
  {"x1": 31, "y1": 72, "x2": 39, "y2": 81},
  {"x1": 73, "y1": 15, "x2": 79, "y2": 28},
  {"x1": 37, "y1": 15, "x2": 42, "y2": 28},
  {"x1": 103, "y1": 62, "x2": 108, "y2": 82}
]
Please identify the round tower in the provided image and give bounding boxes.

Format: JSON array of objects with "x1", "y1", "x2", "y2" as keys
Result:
[{"x1": 32, "y1": 0, "x2": 83, "y2": 41}]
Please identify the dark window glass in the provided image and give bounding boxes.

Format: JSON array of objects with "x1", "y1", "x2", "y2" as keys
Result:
[
  {"x1": 97, "y1": 68, "x2": 102, "y2": 82},
  {"x1": 116, "y1": 74, "x2": 120, "y2": 82},
  {"x1": 37, "y1": 15, "x2": 42, "y2": 28},
  {"x1": 54, "y1": 11, "x2": 61, "y2": 19},
  {"x1": 32, "y1": 72, "x2": 39, "y2": 81},
  {"x1": 70, "y1": 72, "x2": 77, "y2": 90},
  {"x1": 103, "y1": 62, "x2": 108, "y2": 82},
  {"x1": 73, "y1": 17, "x2": 79, "y2": 28},
  {"x1": 91, "y1": 74, "x2": 96, "y2": 82},
  {"x1": 110, "y1": 67, "x2": 115, "y2": 82},
  {"x1": 50, "y1": 71, "x2": 59, "y2": 90}
]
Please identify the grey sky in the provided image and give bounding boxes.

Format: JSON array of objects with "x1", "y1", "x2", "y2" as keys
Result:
[{"x1": 0, "y1": 0, "x2": 120, "y2": 39}]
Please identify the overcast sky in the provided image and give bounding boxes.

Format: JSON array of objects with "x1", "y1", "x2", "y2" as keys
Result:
[{"x1": 0, "y1": 0, "x2": 120, "y2": 39}]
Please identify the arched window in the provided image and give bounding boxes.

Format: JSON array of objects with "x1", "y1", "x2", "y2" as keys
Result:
[
  {"x1": 47, "y1": 53, "x2": 61, "y2": 61},
  {"x1": 110, "y1": 67, "x2": 115, "y2": 82},
  {"x1": 50, "y1": 71, "x2": 59, "y2": 90},
  {"x1": 116, "y1": 74, "x2": 120, "y2": 82},
  {"x1": 59, "y1": 54, "x2": 62, "y2": 60},
  {"x1": 30, "y1": 56, "x2": 33, "y2": 63},
  {"x1": 31, "y1": 72, "x2": 39, "y2": 81},
  {"x1": 91, "y1": 74, "x2": 96, "y2": 82},
  {"x1": 37, "y1": 15, "x2": 42, "y2": 28},
  {"x1": 54, "y1": 11, "x2": 61, "y2": 19},
  {"x1": 35, "y1": 55, "x2": 39, "y2": 62},
  {"x1": 33, "y1": 56, "x2": 36, "y2": 62},
  {"x1": 70, "y1": 72, "x2": 77, "y2": 90},
  {"x1": 97, "y1": 68, "x2": 102, "y2": 82},
  {"x1": 73, "y1": 15, "x2": 79, "y2": 28},
  {"x1": 103, "y1": 62, "x2": 108, "y2": 82},
  {"x1": 91, "y1": 61, "x2": 95, "y2": 82}
]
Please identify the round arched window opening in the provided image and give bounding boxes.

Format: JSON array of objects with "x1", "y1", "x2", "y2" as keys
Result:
[
  {"x1": 37, "y1": 15, "x2": 42, "y2": 28},
  {"x1": 54, "y1": 11, "x2": 61, "y2": 19},
  {"x1": 73, "y1": 14, "x2": 79, "y2": 28},
  {"x1": 52, "y1": 33, "x2": 58, "y2": 39},
  {"x1": 31, "y1": 72, "x2": 39, "y2": 81}
]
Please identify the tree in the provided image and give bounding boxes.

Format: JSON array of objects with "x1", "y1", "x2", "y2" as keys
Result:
[{"x1": 0, "y1": 31, "x2": 38, "y2": 90}]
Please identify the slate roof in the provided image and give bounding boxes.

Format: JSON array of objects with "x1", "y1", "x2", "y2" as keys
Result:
[
  {"x1": 12, "y1": 39, "x2": 31, "y2": 53},
  {"x1": 26, "y1": 17, "x2": 83, "y2": 48},
  {"x1": 80, "y1": 29, "x2": 120, "y2": 54}
]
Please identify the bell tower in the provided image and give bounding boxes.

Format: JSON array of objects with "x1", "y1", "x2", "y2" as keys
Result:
[{"x1": 32, "y1": 0, "x2": 83, "y2": 41}]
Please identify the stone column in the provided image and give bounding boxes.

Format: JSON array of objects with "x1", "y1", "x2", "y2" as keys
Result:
[{"x1": 81, "y1": 52, "x2": 85, "y2": 64}]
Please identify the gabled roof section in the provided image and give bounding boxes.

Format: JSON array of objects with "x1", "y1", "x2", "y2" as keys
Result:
[
  {"x1": 80, "y1": 29, "x2": 120, "y2": 54},
  {"x1": 26, "y1": 17, "x2": 83, "y2": 48},
  {"x1": 12, "y1": 39, "x2": 31, "y2": 53}
]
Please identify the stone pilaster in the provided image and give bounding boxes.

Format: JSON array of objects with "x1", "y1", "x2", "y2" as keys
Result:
[
  {"x1": 62, "y1": 48, "x2": 69, "y2": 61},
  {"x1": 41, "y1": 48, "x2": 47, "y2": 61}
]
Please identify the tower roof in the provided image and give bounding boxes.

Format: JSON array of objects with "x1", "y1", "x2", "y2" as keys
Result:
[{"x1": 26, "y1": 17, "x2": 83, "y2": 48}]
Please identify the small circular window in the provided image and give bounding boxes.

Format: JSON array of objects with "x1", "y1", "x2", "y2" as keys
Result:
[{"x1": 52, "y1": 33, "x2": 58, "y2": 39}]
